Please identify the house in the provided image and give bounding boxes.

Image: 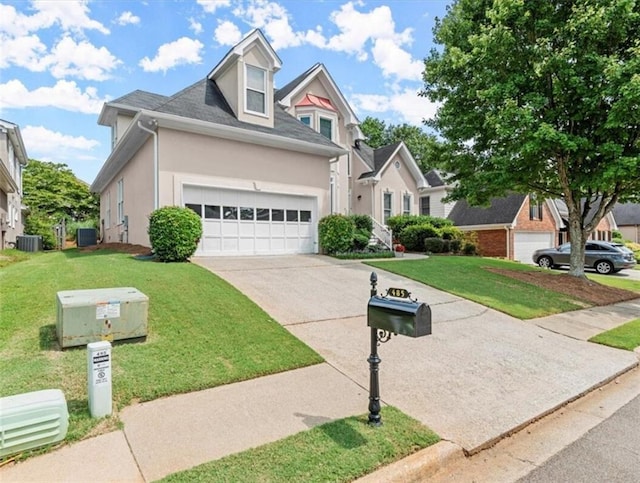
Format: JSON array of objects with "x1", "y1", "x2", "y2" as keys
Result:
[
  {"x1": 419, "y1": 169, "x2": 455, "y2": 218},
  {"x1": 0, "y1": 119, "x2": 28, "y2": 249},
  {"x1": 91, "y1": 29, "x2": 429, "y2": 256},
  {"x1": 448, "y1": 194, "x2": 616, "y2": 263},
  {"x1": 612, "y1": 203, "x2": 640, "y2": 243}
]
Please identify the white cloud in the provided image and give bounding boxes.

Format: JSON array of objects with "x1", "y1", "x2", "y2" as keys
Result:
[
  {"x1": 22, "y1": 125, "x2": 100, "y2": 155},
  {"x1": 139, "y1": 37, "x2": 204, "y2": 73},
  {"x1": 116, "y1": 11, "x2": 140, "y2": 26},
  {"x1": 197, "y1": 0, "x2": 232, "y2": 14},
  {"x1": 233, "y1": 0, "x2": 325, "y2": 50},
  {"x1": 44, "y1": 36, "x2": 122, "y2": 81},
  {"x1": 0, "y1": 79, "x2": 108, "y2": 115},
  {"x1": 0, "y1": 1, "x2": 109, "y2": 36},
  {"x1": 214, "y1": 20, "x2": 242, "y2": 46},
  {"x1": 350, "y1": 88, "x2": 439, "y2": 126},
  {"x1": 189, "y1": 17, "x2": 203, "y2": 35},
  {"x1": 371, "y1": 38, "x2": 423, "y2": 81},
  {"x1": 0, "y1": 34, "x2": 48, "y2": 70}
]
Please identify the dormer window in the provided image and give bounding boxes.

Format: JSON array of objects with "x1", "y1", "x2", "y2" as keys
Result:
[
  {"x1": 299, "y1": 115, "x2": 311, "y2": 126},
  {"x1": 319, "y1": 117, "x2": 333, "y2": 140},
  {"x1": 246, "y1": 64, "x2": 266, "y2": 115}
]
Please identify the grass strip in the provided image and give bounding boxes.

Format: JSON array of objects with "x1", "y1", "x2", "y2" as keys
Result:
[
  {"x1": 161, "y1": 406, "x2": 439, "y2": 483},
  {"x1": 366, "y1": 256, "x2": 585, "y2": 319},
  {"x1": 0, "y1": 249, "x2": 322, "y2": 443},
  {"x1": 589, "y1": 319, "x2": 640, "y2": 351}
]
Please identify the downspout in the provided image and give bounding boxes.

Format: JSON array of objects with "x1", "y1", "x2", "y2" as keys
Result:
[
  {"x1": 137, "y1": 119, "x2": 159, "y2": 210},
  {"x1": 505, "y1": 226, "x2": 510, "y2": 260}
]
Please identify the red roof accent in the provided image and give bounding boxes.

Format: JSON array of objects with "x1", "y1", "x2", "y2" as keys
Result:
[{"x1": 295, "y1": 93, "x2": 337, "y2": 112}]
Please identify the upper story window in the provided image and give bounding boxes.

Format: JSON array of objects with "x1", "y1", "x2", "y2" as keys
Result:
[
  {"x1": 319, "y1": 117, "x2": 333, "y2": 140},
  {"x1": 246, "y1": 64, "x2": 266, "y2": 115},
  {"x1": 299, "y1": 115, "x2": 311, "y2": 126},
  {"x1": 529, "y1": 194, "x2": 543, "y2": 220}
]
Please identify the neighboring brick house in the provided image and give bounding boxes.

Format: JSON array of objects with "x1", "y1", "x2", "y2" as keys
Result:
[
  {"x1": 448, "y1": 194, "x2": 561, "y2": 262},
  {"x1": 0, "y1": 119, "x2": 28, "y2": 249},
  {"x1": 612, "y1": 203, "x2": 640, "y2": 243},
  {"x1": 449, "y1": 194, "x2": 617, "y2": 263}
]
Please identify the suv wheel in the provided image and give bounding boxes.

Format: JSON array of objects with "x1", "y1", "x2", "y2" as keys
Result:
[
  {"x1": 537, "y1": 255, "x2": 553, "y2": 269},
  {"x1": 595, "y1": 260, "x2": 614, "y2": 275}
]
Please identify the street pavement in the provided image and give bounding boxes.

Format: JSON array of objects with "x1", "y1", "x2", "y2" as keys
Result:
[
  {"x1": 1, "y1": 254, "x2": 638, "y2": 482},
  {"x1": 519, "y1": 393, "x2": 640, "y2": 482}
]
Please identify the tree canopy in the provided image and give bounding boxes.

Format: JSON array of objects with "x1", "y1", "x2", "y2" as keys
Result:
[
  {"x1": 360, "y1": 116, "x2": 441, "y2": 171},
  {"x1": 22, "y1": 160, "x2": 99, "y2": 248},
  {"x1": 422, "y1": 0, "x2": 640, "y2": 276}
]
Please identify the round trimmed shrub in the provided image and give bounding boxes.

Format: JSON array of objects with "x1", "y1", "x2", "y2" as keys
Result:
[
  {"x1": 148, "y1": 206, "x2": 202, "y2": 262},
  {"x1": 318, "y1": 214, "x2": 355, "y2": 254},
  {"x1": 462, "y1": 242, "x2": 477, "y2": 256},
  {"x1": 424, "y1": 237, "x2": 445, "y2": 253},
  {"x1": 349, "y1": 214, "x2": 373, "y2": 233},
  {"x1": 399, "y1": 224, "x2": 441, "y2": 251},
  {"x1": 450, "y1": 239, "x2": 462, "y2": 253},
  {"x1": 439, "y1": 225, "x2": 462, "y2": 241}
]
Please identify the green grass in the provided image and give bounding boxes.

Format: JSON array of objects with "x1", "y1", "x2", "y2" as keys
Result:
[
  {"x1": 161, "y1": 406, "x2": 439, "y2": 483},
  {"x1": 0, "y1": 248, "x2": 32, "y2": 268},
  {"x1": 366, "y1": 256, "x2": 591, "y2": 319},
  {"x1": 589, "y1": 319, "x2": 640, "y2": 351},
  {"x1": 0, "y1": 249, "x2": 322, "y2": 443},
  {"x1": 587, "y1": 272, "x2": 640, "y2": 292}
]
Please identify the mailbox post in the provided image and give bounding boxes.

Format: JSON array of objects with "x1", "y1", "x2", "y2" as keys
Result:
[{"x1": 366, "y1": 272, "x2": 432, "y2": 426}]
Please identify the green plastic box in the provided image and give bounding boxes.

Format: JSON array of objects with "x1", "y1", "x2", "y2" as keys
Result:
[{"x1": 56, "y1": 287, "x2": 148, "y2": 349}]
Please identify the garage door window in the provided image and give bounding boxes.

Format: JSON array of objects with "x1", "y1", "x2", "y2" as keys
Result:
[
  {"x1": 240, "y1": 207, "x2": 254, "y2": 220},
  {"x1": 287, "y1": 210, "x2": 298, "y2": 222},
  {"x1": 300, "y1": 211, "x2": 311, "y2": 222},
  {"x1": 224, "y1": 207, "x2": 238, "y2": 219},
  {"x1": 272, "y1": 209, "x2": 284, "y2": 221},
  {"x1": 186, "y1": 203, "x2": 202, "y2": 216},
  {"x1": 205, "y1": 205, "x2": 220, "y2": 219},
  {"x1": 257, "y1": 208, "x2": 270, "y2": 221}
]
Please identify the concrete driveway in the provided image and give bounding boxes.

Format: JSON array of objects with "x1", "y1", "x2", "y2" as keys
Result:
[{"x1": 193, "y1": 255, "x2": 638, "y2": 454}]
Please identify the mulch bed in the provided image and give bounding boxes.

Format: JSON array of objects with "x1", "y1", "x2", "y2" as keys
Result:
[
  {"x1": 486, "y1": 267, "x2": 639, "y2": 306},
  {"x1": 78, "y1": 242, "x2": 153, "y2": 256}
]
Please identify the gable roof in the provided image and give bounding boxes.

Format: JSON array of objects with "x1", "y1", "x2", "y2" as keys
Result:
[
  {"x1": 208, "y1": 29, "x2": 281, "y2": 80},
  {"x1": 448, "y1": 194, "x2": 528, "y2": 226},
  {"x1": 424, "y1": 169, "x2": 446, "y2": 187},
  {"x1": 354, "y1": 140, "x2": 428, "y2": 189},
  {"x1": 612, "y1": 203, "x2": 640, "y2": 225},
  {"x1": 275, "y1": 63, "x2": 362, "y2": 138}
]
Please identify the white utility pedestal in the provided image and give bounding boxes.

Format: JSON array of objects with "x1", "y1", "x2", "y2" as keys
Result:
[{"x1": 87, "y1": 341, "x2": 112, "y2": 418}]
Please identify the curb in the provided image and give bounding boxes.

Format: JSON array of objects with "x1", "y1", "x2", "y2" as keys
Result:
[{"x1": 354, "y1": 441, "x2": 465, "y2": 483}]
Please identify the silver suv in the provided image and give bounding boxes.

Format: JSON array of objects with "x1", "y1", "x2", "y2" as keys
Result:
[{"x1": 532, "y1": 240, "x2": 637, "y2": 275}]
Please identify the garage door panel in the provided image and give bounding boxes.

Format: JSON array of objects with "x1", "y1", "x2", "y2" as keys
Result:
[
  {"x1": 185, "y1": 185, "x2": 317, "y2": 256},
  {"x1": 514, "y1": 232, "x2": 554, "y2": 263}
]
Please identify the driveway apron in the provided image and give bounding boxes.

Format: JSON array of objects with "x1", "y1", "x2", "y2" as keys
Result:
[{"x1": 193, "y1": 255, "x2": 638, "y2": 453}]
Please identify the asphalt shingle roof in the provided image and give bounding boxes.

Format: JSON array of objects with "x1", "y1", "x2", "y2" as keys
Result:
[
  {"x1": 613, "y1": 203, "x2": 640, "y2": 225},
  {"x1": 107, "y1": 79, "x2": 340, "y2": 150},
  {"x1": 355, "y1": 141, "x2": 402, "y2": 179},
  {"x1": 448, "y1": 193, "x2": 527, "y2": 226},
  {"x1": 424, "y1": 169, "x2": 446, "y2": 187}
]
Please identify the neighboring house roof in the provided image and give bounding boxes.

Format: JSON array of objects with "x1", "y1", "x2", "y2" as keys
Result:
[
  {"x1": 612, "y1": 203, "x2": 640, "y2": 225},
  {"x1": 354, "y1": 140, "x2": 428, "y2": 189},
  {"x1": 424, "y1": 169, "x2": 446, "y2": 187},
  {"x1": 554, "y1": 199, "x2": 617, "y2": 229},
  {"x1": 448, "y1": 193, "x2": 528, "y2": 226},
  {"x1": 0, "y1": 118, "x2": 28, "y2": 165}
]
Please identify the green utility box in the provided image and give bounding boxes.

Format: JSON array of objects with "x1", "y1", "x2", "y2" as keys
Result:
[{"x1": 56, "y1": 287, "x2": 148, "y2": 349}]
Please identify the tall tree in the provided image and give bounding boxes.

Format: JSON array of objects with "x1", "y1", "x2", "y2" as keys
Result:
[
  {"x1": 360, "y1": 116, "x2": 441, "y2": 171},
  {"x1": 23, "y1": 160, "x2": 99, "y2": 247},
  {"x1": 422, "y1": 0, "x2": 640, "y2": 277}
]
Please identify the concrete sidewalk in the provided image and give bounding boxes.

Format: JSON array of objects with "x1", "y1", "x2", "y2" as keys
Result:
[{"x1": 2, "y1": 255, "x2": 638, "y2": 482}]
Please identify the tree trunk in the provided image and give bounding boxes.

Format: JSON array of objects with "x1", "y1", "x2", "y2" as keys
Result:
[{"x1": 567, "y1": 214, "x2": 587, "y2": 278}]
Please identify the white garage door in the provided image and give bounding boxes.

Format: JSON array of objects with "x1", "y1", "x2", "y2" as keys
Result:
[
  {"x1": 514, "y1": 232, "x2": 555, "y2": 264},
  {"x1": 183, "y1": 185, "x2": 317, "y2": 256}
]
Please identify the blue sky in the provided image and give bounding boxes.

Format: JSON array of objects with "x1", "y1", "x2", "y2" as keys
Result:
[{"x1": 1, "y1": 0, "x2": 449, "y2": 183}]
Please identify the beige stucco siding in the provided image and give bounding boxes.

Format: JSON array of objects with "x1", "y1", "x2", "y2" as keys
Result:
[
  {"x1": 372, "y1": 152, "x2": 421, "y2": 220},
  {"x1": 157, "y1": 128, "x2": 331, "y2": 219},
  {"x1": 100, "y1": 140, "x2": 154, "y2": 245}
]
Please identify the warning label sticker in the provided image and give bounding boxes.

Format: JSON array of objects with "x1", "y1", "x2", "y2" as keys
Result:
[
  {"x1": 96, "y1": 301, "x2": 120, "y2": 320},
  {"x1": 92, "y1": 350, "x2": 111, "y2": 386}
]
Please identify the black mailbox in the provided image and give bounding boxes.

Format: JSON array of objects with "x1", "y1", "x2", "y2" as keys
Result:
[{"x1": 368, "y1": 296, "x2": 432, "y2": 338}]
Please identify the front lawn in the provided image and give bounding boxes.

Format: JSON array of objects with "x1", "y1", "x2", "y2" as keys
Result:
[
  {"x1": 589, "y1": 319, "x2": 640, "y2": 351},
  {"x1": 162, "y1": 406, "x2": 439, "y2": 483},
  {"x1": 0, "y1": 249, "x2": 322, "y2": 443},
  {"x1": 366, "y1": 256, "x2": 640, "y2": 319}
]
